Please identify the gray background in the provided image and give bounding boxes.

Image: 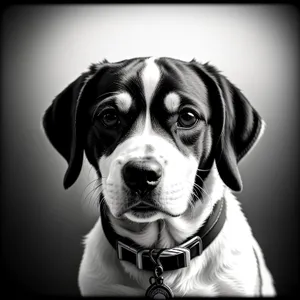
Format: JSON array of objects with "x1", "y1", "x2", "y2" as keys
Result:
[{"x1": 1, "y1": 4, "x2": 299, "y2": 296}]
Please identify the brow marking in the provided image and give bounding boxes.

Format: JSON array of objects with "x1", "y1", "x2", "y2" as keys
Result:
[{"x1": 164, "y1": 92, "x2": 181, "y2": 113}]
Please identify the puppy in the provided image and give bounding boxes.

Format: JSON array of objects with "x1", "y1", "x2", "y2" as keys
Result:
[{"x1": 43, "y1": 57, "x2": 276, "y2": 297}]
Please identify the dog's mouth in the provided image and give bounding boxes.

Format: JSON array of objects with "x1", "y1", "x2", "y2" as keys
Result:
[
  {"x1": 116, "y1": 201, "x2": 181, "y2": 220},
  {"x1": 127, "y1": 201, "x2": 158, "y2": 214},
  {"x1": 130, "y1": 203, "x2": 158, "y2": 215}
]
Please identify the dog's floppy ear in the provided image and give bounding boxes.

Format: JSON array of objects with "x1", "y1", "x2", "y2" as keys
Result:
[
  {"x1": 43, "y1": 72, "x2": 90, "y2": 189},
  {"x1": 191, "y1": 61, "x2": 265, "y2": 192}
]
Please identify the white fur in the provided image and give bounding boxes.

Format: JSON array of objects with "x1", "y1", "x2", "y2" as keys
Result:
[
  {"x1": 164, "y1": 92, "x2": 181, "y2": 113},
  {"x1": 115, "y1": 92, "x2": 132, "y2": 114},
  {"x1": 141, "y1": 57, "x2": 160, "y2": 105},
  {"x1": 78, "y1": 164, "x2": 276, "y2": 296}
]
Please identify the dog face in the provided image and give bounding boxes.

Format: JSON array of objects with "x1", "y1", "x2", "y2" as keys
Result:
[
  {"x1": 94, "y1": 58, "x2": 212, "y2": 221},
  {"x1": 43, "y1": 57, "x2": 264, "y2": 222}
]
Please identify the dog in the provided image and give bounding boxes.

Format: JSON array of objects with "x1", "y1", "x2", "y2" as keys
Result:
[{"x1": 43, "y1": 57, "x2": 276, "y2": 297}]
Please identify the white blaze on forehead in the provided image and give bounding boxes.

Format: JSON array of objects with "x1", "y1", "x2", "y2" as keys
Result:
[
  {"x1": 115, "y1": 92, "x2": 132, "y2": 114},
  {"x1": 141, "y1": 57, "x2": 161, "y2": 106},
  {"x1": 138, "y1": 57, "x2": 161, "y2": 135},
  {"x1": 164, "y1": 92, "x2": 181, "y2": 113}
]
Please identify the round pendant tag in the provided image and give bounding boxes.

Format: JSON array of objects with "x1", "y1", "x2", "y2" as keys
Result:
[{"x1": 145, "y1": 282, "x2": 174, "y2": 299}]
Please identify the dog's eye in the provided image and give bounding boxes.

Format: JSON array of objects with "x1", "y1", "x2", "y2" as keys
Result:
[
  {"x1": 177, "y1": 110, "x2": 199, "y2": 129},
  {"x1": 99, "y1": 108, "x2": 120, "y2": 128}
]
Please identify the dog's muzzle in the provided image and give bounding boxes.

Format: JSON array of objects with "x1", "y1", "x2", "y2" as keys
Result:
[{"x1": 122, "y1": 157, "x2": 162, "y2": 197}]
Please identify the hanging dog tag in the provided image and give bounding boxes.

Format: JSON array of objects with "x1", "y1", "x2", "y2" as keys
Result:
[
  {"x1": 145, "y1": 276, "x2": 174, "y2": 299},
  {"x1": 146, "y1": 250, "x2": 174, "y2": 298}
]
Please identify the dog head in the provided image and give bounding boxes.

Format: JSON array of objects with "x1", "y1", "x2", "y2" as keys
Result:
[{"x1": 43, "y1": 57, "x2": 264, "y2": 222}]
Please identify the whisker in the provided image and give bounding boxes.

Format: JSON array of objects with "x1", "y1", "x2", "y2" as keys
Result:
[
  {"x1": 193, "y1": 182, "x2": 212, "y2": 203},
  {"x1": 90, "y1": 187, "x2": 103, "y2": 210},
  {"x1": 84, "y1": 185, "x2": 101, "y2": 205},
  {"x1": 184, "y1": 176, "x2": 211, "y2": 205},
  {"x1": 194, "y1": 173, "x2": 205, "y2": 184},
  {"x1": 82, "y1": 175, "x2": 104, "y2": 210},
  {"x1": 99, "y1": 194, "x2": 109, "y2": 217},
  {"x1": 83, "y1": 178, "x2": 100, "y2": 192},
  {"x1": 193, "y1": 182, "x2": 206, "y2": 196},
  {"x1": 185, "y1": 192, "x2": 200, "y2": 218}
]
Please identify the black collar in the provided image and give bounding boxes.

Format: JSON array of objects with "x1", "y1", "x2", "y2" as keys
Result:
[{"x1": 100, "y1": 198, "x2": 226, "y2": 272}]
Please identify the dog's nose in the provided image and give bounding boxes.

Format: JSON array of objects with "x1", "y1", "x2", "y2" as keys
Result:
[{"x1": 122, "y1": 158, "x2": 162, "y2": 196}]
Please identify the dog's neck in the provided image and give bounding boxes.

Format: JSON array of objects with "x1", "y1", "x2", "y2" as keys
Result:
[{"x1": 108, "y1": 164, "x2": 224, "y2": 249}]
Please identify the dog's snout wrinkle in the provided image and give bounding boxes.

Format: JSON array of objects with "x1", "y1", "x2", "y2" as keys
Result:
[{"x1": 122, "y1": 158, "x2": 162, "y2": 196}]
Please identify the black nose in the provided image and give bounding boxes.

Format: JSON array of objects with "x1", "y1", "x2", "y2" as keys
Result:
[{"x1": 122, "y1": 158, "x2": 162, "y2": 196}]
